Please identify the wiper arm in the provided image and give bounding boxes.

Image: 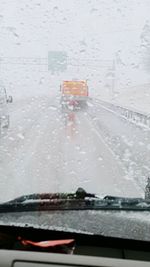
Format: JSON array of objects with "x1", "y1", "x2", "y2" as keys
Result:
[
  {"x1": 0, "y1": 188, "x2": 97, "y2": 213},
  {"x1": 7, "y1": 187, "x2": 97, "y2": 203},
  {"x1": 0, "y1": 188, "x2": 150, "y2": 213}
]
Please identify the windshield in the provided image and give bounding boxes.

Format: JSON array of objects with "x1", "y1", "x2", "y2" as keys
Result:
[{"x1": 0, "y1": 0, "x2": 150, "y2": 238}]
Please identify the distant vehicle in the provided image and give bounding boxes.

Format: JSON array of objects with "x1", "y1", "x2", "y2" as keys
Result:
[
  {"x1": 0, "y1": 87, "x2": 13, "y2": 132},
  {"x1": 60, "y1": 80, "x2": 88, "y2": 110}
]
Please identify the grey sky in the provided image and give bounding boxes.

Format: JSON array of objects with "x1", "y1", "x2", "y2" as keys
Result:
[
  {"x1": 0, "y1": 0, "x2": 149, "y2": 59},
  {"x1": 1, "y1": 0, "x2": 150, "y2": 98}
]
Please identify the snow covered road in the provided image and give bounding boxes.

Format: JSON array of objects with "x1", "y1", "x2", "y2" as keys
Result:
[
  {"x1": 88, "y1": 99, "x2": 150, "y2": 193},
  {"x1": 0, "y1": 96, "x2": 144, "y2": 202}
]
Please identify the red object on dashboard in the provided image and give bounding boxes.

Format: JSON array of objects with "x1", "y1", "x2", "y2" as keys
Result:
[{"x1": 20, "y1": 238, "x2": 75, "y2": 248}]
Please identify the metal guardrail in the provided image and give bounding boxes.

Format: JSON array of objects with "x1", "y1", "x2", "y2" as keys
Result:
[{"x1": 94, "y1": 99, "x2": 150, "y2": 129}]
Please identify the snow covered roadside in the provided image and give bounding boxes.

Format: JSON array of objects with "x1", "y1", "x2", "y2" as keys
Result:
[{"x1": 96, "y1": 83, "x2": 150, "y2": 115}]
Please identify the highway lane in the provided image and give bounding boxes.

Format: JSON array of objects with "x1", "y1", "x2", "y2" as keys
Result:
[
  {"x1": 0, "y1": 96, "x2": 142, "y2": 202},
  {"x1": 88, "y1": 98, "x2": 150, "y2": 194}
]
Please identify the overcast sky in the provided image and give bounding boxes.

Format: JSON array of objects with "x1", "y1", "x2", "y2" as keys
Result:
[
  {"x1": 0, "y1": 0, "x2": 150, "y2": 97},
  {"x1": 0, "y1": 0, "x2": 150, "y2": 59}
]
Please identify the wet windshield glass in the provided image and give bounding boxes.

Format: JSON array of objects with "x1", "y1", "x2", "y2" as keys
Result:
[{"x1": 0, "y1": 1, "x2": 150, "y2": 209}]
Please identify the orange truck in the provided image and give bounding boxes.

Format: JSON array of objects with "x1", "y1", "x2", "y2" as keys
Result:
[{"x1": 60, "y1": 80, "x2": 88, "y2": 109}]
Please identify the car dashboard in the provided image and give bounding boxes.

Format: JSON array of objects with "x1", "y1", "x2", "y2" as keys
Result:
[{"x1": 0, "y1": 225, "x2": 150, "y2": 266}]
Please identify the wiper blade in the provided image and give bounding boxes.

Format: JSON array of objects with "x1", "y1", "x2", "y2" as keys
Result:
[
  {"x1": 0, "y1": 188, "x2": 150, "y2": 213},
  {"x1": 0, "y1": 188, "x2": 97, "y2": 213}
]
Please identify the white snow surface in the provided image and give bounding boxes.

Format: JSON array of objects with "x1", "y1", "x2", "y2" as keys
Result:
[{"x1": 0, "y1": 0, "x2": 150, "y2": 204}]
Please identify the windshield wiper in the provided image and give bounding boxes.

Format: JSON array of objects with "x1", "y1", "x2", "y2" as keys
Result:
[{"x1": 0, "y1": 188, "x2": 149, "y2": 213}]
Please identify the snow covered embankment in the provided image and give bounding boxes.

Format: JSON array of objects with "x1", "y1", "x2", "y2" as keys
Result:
[{"x1": 91, "y1": 98, "x2": 150, "y2": 130}]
